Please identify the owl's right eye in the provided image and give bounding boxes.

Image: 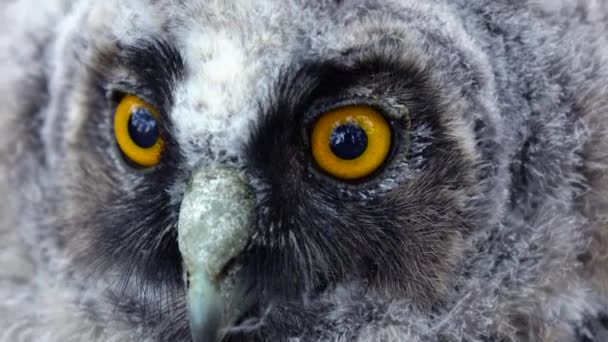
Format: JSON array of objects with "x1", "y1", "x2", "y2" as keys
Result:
[{"x1": 114, "y1": 95, "x2": 164, "y2": 167}]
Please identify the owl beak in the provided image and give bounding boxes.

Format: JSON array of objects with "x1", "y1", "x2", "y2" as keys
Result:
[{"x1": 177, "y1": 167, "x2": 256, "y2": 342}]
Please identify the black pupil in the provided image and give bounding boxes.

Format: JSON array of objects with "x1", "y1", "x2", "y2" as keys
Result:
[
  {"x1": 329, "y1": 123, "x2": 368, "y2": 160},
  {"x1": 128, "y1": 107, "x2": 159, "y2": 148}
]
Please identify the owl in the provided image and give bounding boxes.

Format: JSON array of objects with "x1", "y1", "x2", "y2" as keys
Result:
[{"x1": 2, "y1": 0, "x2": 608, "y2": 341}]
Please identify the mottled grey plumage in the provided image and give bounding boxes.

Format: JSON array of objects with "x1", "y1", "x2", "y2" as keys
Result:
[{"x1": 2, "y1": 0, "x2": 608, "y2": 341}]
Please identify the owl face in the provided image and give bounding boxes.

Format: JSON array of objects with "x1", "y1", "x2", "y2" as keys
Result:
[{"x1": 38, "y1": 0, "x2": 505, "y2": 340}]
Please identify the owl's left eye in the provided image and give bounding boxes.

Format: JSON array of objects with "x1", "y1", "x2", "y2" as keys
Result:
[
  {"x1": 114, "y1": 95, "x2": 164, "y2": 167},
  {"x1": 311, "y1": 105, "x2": 392, "y2": 180}
]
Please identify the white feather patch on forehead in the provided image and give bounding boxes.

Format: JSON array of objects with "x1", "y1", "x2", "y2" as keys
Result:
[
  {"x1": 167, "y1": 1, "x2": 311, "y2": 168},
  {"x1": 172, "y1": 28, "x2": 260, "y2": 167}
]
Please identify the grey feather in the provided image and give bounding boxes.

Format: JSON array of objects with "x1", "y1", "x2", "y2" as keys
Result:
[{"x1": 1, "y1": 0, "x2": 608, "y2": 341}]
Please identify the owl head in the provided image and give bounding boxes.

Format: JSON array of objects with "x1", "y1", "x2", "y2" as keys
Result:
[{"x1": 2, "y1": 0, "x2": 608, "y2": 341}]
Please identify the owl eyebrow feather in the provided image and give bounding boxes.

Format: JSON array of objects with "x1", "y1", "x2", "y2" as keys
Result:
[
  {"x1": 87, "y1": 38, "x2": 186, "y2": 116},
  {"x1": 119, "y1": 38, "x2": 186, "y2": 113}
]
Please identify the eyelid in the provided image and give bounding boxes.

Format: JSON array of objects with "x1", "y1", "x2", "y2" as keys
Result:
[{"x1": 303, "y1": 97, "x2": 409, "y2": 126}]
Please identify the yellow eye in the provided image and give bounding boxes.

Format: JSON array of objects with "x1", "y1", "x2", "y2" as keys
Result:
[
  {"x1": 114, "y1": 95, "x2": 164, "y2": 167},
  {"x1": 311, "y1": 105, "x2": 392, "y2": 180}
]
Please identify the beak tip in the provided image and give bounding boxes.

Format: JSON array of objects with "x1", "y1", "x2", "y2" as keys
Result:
[
  {"x1": 190, "y1": 314, "x2": 222, "y2": 342},
  {"x1": 187, "y1": 273, "x2": 224, "y2": 342}
]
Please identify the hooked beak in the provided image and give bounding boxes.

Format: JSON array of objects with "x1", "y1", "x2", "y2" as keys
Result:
[{"x1": 177, "y1": 167, "x2": 255, "y2": 342}]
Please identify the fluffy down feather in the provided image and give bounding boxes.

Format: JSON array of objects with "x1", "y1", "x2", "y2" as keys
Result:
[{"x1": 1, "y1": 0, "x2": 608, "y2": 341}]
